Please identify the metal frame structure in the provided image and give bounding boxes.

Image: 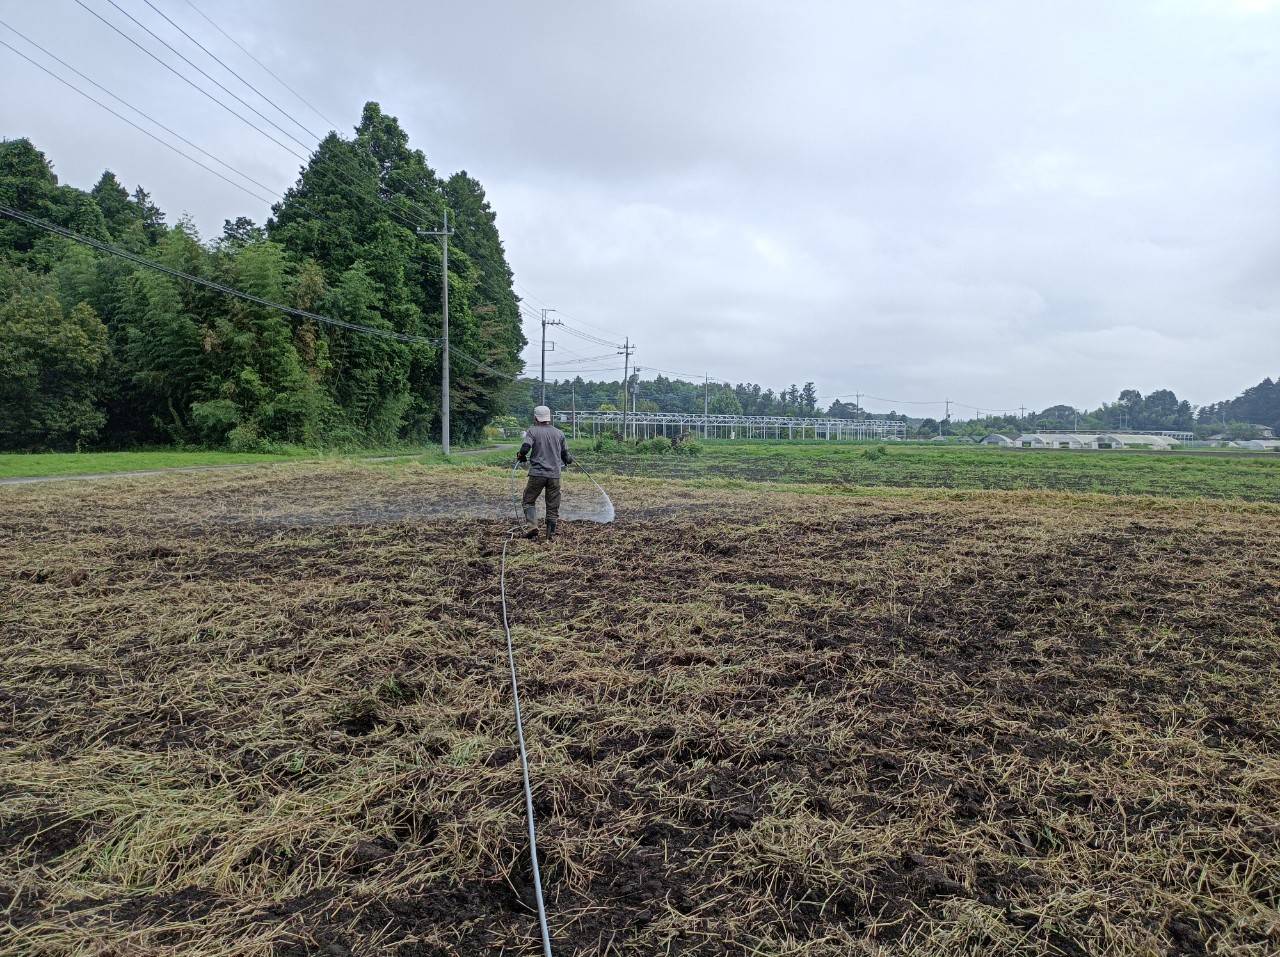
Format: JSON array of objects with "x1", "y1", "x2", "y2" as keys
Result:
[{"x1": 556, "y1": 410, "x2": 906, "y2": 441}]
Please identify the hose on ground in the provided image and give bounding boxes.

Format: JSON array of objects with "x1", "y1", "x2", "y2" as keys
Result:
[{"x1": 499, "y1": 524, "x2": 554, "y2": 957}]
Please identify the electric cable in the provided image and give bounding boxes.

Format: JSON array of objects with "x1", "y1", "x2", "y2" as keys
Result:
[
  {"x1": 0, "y1": 204, "x2": 523, "y2": 383},
  {"x1": 0, "y1": 34, "x2": 275, "y2": 205},
  {"x1": 139, "y1": 0, "x2": 319, "y2": 144},
  {"x1": 178, "y1": 0, "x2": 340, "y2": 132},
  {"x1": 7, "y1": 10, "x2": 522, "y2": 389},
  {"x1": 74, "y1": 0, "x2": 441, "y2": 235},
  {"x1": 12, "y1": 1, "x2": 515, "y2": 356},
  {"x1": 95, "y1": 0, "x2": 312, "y2": 154},
  {"x1": 0, "y1": 18, "x2": 427, "y2": 252},
  {"x1": 0, "y1": 202, "x2": 437, "y2": 346},
  {"x1": 129, "y1": 0, "x2": 440, "y2": 234},
  {"x1": 73, "y1": 0, "x2": 304, "y2": 161}
]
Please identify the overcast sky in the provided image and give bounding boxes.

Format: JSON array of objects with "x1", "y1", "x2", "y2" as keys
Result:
[{"x1": 3, "y1": 0, "x2": 1278, "y2": 417}]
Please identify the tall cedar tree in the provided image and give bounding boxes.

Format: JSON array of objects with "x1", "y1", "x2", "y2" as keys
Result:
[{"x1": 270, "y1": 102, "x2": 524, "y2": 443}]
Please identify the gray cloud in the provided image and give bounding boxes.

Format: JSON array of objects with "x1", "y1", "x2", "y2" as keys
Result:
[{"x1": 3, "y1": 0, "x2": 1277, "y2": 414}]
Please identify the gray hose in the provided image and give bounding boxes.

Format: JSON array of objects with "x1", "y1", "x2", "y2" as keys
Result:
[
  {"x1": 510, "y1": 460, "x2": 525, "y2": 525},
  {"x1": 499, "y1": 528, "x2": 554, "y2": 956}
]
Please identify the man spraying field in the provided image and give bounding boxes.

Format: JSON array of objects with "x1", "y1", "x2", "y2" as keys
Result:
[{"x1": 517, "y1": 405, "x2": 573, "y2": 540}]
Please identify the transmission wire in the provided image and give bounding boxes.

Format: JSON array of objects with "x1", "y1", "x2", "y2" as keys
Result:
[
  {"x1": 0, "y1": 203, "x2": 435, "y2": 346},
  {"x1": 179, "y1": 0, "x2": 341, "y2": 132}
]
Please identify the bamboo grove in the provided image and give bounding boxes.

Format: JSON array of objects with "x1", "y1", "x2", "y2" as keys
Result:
[{"x1": 0, "y1": 103, "x2": 525, "y2": 452}]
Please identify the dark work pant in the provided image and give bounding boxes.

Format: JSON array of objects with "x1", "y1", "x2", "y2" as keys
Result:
[{"x1": 522, "y1": 476, "x2": 562, "y2": 521}]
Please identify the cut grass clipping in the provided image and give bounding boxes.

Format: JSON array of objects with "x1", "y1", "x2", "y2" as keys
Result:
[{"x1": 1, "y1": 462, "x2": 1278, "y2": 956}]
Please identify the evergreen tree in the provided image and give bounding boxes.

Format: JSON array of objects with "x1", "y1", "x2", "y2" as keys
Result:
[
  {"x1": 90, "y1": 171, "x2": 139, "y2": 239},
  {"x1": 131, "y1": 187, "x2": 166, "y2": 244},
  {"x1": 709, "y1": 386, "x2": 743, "y2": 415},
  {"x1": 0, "y1": 290, "x2": 110, "y2": 449}
]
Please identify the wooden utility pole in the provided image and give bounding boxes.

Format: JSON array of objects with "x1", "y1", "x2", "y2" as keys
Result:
[
  {"x1": 619, "y1": 337, "x2": 635, "y2": 439},
  {"x1": 417, "y1": 212, "x2": 452, "y2": 454},
  {"x1": 539, "y1": 309, "x2": 560, "y2": 406}
]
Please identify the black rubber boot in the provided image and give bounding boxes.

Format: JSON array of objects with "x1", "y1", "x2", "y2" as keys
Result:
[
  {"x1": 522, "y1": 505, "x2": 539, "y2": 539},
  {"x1": 547, "y1": 519, "x2": 558, "y2": 540}
]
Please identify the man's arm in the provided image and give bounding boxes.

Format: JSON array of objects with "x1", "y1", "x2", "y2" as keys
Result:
[
  {"x1": 517, "y1": 438, "x2": 532, "y2": 463},
  {"x1": 560, "y1": 434, "x2": 573, "y2": 466}
]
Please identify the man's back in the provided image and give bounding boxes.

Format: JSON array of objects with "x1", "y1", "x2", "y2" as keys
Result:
[{"x1": 522, "y1": 423, "x2": 569, "y2": 477}]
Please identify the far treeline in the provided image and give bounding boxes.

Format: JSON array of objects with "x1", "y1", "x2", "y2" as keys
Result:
[
  {"x1": 513, "y1": 378, "x2": 1280, "y2": 440},
  {"x1": 0, "y1": 103, "x2": 525, "y2": 453}
]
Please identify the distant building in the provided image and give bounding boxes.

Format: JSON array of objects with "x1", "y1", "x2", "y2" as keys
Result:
[
  {"x1": 1013, "y1": 432, "x2": 1179, "y2": 450},
  {"x1": 1019, "y1": 433, "x2": 1089, "y2": 449},
  {"x1": 980, "y1": 434, "x2": 1016, "y2": 446}
]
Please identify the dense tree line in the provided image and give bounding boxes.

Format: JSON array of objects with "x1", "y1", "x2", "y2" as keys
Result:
[
  {"x1": 510, "y1": 376, "x2": 858, "y2": 420},
  {"x1": 1197, "y1": 377, "x2": 1280, "y2": 436},
  {"x1": 0, "y1": 103, "x2": 524, "y2": 451},
  {"x1": 508, "y1": 375, "x2": 909, "y2": 425},
  {"x1": 518, "y1": 375, "x2": 1278, "y2": 440}
]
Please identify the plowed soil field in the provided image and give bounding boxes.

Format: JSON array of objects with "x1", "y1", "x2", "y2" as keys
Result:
[{"x1": 2, "y1": 463, "x2": 1278, "y2": 956}]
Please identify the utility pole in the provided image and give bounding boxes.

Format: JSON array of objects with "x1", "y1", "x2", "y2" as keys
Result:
[
  {"x1": 619, "y1": 337, "x2": 634, "y2": 439},
  {"x1": 704, "y1": 373, "x2": 709, "y2": 439},
  {"x1": 855, "y1": 391, "x2": 862, "y2": 416},
  {"x1": 631, "y1": 367, "x2": 641, "y2": 437},
  {"x1": 417, "y1": 211, "x2": 452, "y2": 455},
  {"x1": 944, "y1": 398, "x2": 951, "y2": 436},
  {"x1": 539, "y1": 308, "x2": 560, "y2": 406}
]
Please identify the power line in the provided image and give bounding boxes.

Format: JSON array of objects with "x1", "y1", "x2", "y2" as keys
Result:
[
  {"x1": 513, "y1": 292, "x2": 627, "y2": 342},
  {"x1": 0, "y1": 31, "x2": 275, "y2": 206},
  {"x1": 74, "y1": 0, "x2": 439, "y2": 235},
  {"x1": 4, "y1": 16, "x2": 527, "y2": 394},
  {"x1": 556, "y1": 326, "x2": 622, "y2": 349},
  {"x1": 12, "y1": 1, "x2": 494, "y2": 325},
  {"x1": 2, "y1": 200, "x2": 526, "y2": 385},
  {"x1": 643, "y1": 364, "x2": 714, "y2": 381},
  {"x1": 79, "y1": 0, "x2": 516, "y2": 339},
  {"x1": 0, "y1": 21, "x2": 432, "y2": 267},
  {"x1": 0, "y1": 202, "x2": 434, "y2": 345},
  {"x1": 11, "y1": 5, "x2": 586, "y2": 399},
  {"x1": 73, "y1": 0, "x2": 303, "y2": 161},
  {"x1": 544, "y1": 353, "x2": 622, "y2": 365},
  {"x1": 546, "y1": 308, "x2": 627, "y2": 342},
  {"x1": 820, "y1": 392, "x2": 946, "y2": 407},
  {"x1": 140, "y1": 0, "x2": 318, "y2": 145},
  {"x1": 98, "y1": 0, "x2": 311, "y2": 154},
  {"x1": 179, "y1": 0, "x2": 340, "y2": 133},
  {"x1": 142, "y1": 0, "x2": 445, "y2": 241}
]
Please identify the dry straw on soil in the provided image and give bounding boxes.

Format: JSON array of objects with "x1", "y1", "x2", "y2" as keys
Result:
[{"x1": 1, "y1": 462, "x2": 1278, "y2": 956}]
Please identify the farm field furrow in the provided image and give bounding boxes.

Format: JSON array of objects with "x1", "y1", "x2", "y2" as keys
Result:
[{"x1": 2, "y1": 463, "x2": 1278, "y2": 956}]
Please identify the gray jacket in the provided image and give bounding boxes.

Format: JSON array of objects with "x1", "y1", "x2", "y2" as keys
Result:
[{"x1": 519, "y1": 423, "x2": 572, "y2": 478}]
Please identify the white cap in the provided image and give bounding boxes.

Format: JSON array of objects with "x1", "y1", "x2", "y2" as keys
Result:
[{"x1": 533, "y1": 405, "x2": 552, "y2": 423}]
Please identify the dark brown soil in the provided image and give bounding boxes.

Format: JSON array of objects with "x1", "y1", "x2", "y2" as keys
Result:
[{"x1": 1, "y1": 464, "x2": 1277, "y2": 956}]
